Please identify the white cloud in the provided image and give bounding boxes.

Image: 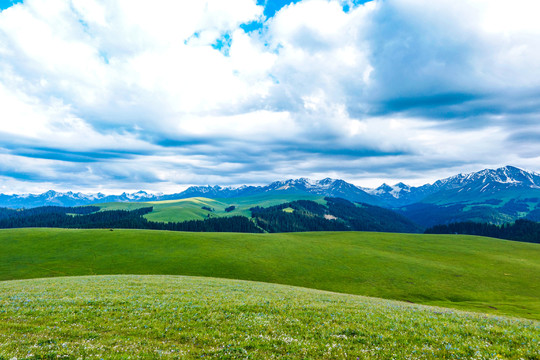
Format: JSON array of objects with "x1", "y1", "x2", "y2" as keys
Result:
[
  {"x1": 0, "y1": 0, "x2": 540, "y2": 192},
  {"x1": 369, "y1": 0, "x2": 540, "y2": 97},
  {"x1": 0, "y1": 0, "x2": 268, "y2": 123},
  {"x1": 177, "y1": 110, "x2": 298, "y2": 141},
  {"x1": 266, "y1": 0, "x2": 375, "y2": 109}
]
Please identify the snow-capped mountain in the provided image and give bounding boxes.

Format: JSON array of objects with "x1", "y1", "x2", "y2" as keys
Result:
[
  {"x1": 0, "y1": 191, "x2": 105, "y2": 208},
  {"x1": 403, "y1": 165, "x2": 540, "y2": 206},
  {"x1": 394, "y1": 166, "x2": 540, "y2": 227},
  {"x1": 0, "y1": 177, "x2": 384, "y2": 208},
  {"x1": 263, "y1": 178, "x2": 384, "y2": 205},
  {"x1": 430, "y1": 166, "x2": 540, "y2": 194},
  {"x1": 0, "y1": 190, "x2": 162, "y2": 208},
  {"x1": 365, "y1": 182, "x2": 435, "y2": 207},
  {"x1": 1, "y1": 166, "x2": 539, "y2": 210},
  {"x1": 165, "y1": 177, "x2": 384, "y2": 206},
  {"x1": 168, "y1": 184, "x2": 262, "y2": 199},
  {"x1": 365, "y1": 166, "x2": 540, "y2": 207}
]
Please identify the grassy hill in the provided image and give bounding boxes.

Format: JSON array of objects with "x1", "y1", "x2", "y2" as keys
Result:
[
  {"x1": 1, "y1": 228, "x2": 539, "y2": 320},
  {"x1": 98, "y1": 193, "x2": 326, "y2": 222},
  {"x1": 96, "y1": 195, "x2": 421, "y2": 233},
  {"x1": 0, "y1": 275, "x2": 538, "y2": 359}
]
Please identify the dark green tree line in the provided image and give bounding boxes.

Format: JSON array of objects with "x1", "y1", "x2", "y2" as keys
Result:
[{"x1": 425, "y1": 219, "x2": 540, "y2": 243}]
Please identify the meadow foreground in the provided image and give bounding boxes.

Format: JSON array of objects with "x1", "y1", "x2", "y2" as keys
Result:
[{"x1": 0, "y1": 275, "x2": 538, "y2": 359}]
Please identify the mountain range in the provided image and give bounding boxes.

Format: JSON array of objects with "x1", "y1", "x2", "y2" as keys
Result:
[{"x1": 1, "y1": 166, "x2": 539, "y2": 227}]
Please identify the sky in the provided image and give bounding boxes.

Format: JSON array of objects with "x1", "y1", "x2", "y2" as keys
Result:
[{"x1": 1, "y1": 0, "x2": 540, "y2": 194}]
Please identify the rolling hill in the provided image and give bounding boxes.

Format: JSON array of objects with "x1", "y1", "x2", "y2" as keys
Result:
[
  {"x1": 0, "y1": 275, "x2": 538, "y2": 359},
  {"x1": 1, "y1": 228, "x2": 539, "y2": 320},
  {"x1": 95, "y1": 196, "x2": 421, "y2": 233},
  {"x1": 99, "y1": 193, "x2": 327, "y2": 222}
]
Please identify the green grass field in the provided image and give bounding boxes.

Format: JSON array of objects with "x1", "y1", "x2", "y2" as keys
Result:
[
  {"x1": 98, "y1": 194, "x2": 325, "y2": 222},
  {"x1": 0, "y1": 275, "x2": 538, "y2": 359},
  {"x1": 1, "y1": 228, "x2": 539, "y2": 320}
]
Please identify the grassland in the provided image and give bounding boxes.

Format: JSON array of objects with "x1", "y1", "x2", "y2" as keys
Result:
[
  {"x1": 98, "y1": 193, "x2": 325, "y2": 222},
  {"x1": 1, "y1": 228, "x2": 539, "y2": 320},
  {"x1": 0, "y1": 275, "x2": 538, "y2": 359}
]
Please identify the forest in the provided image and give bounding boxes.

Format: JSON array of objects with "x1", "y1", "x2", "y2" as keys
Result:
[
  {"x1": 425, "y1": 219, "x2": 540, "y2": 243},
  {"x1": 0, "y1": 206, "x2": 262, "y2": 233},
  {"x1": 0, "y1": 197, "x2": 420, "y2": 234},
  {"x1": 2, "y1": 201, "x2": 539, "y2": 241},
  {"x1": 250, "y1": 198, "x2": 421, "y2": 233}
]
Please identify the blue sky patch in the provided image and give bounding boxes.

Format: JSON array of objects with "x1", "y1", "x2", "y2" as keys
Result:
[
  {"x1": 343, "y1": 0, "x2": 372, "y2": 12},
  {"x1": 240, "y1": 21, "x2": 264, "y2": 33},
  {"x1": 0, "y1": 0, "x2": 22, "y2": 11},
  {"x1": 262, "y1": 0, "x2": 302, "y2": 18},
  {"x1": 212, "y1": 32, "x2": 232, "y2": 55}
]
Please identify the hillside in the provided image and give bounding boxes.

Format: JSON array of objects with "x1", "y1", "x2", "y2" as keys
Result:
[
  {"x1": 0, "y1": 196, "x2": 421, "y2": 233},
  {"x1": 99, "y1": 193, "x2": 326, "y2": 222},
  {"x1": 1, "y1": 228, "x2": 539, "y2": 320},
  {"x1": 0, "y1": 275, "x2": 538, "y2": 359},
  {"x1": 251, "y1": 198, "x2": 421, "y2": 233}
]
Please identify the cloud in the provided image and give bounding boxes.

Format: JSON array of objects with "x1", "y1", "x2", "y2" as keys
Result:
[
  {"x1": 0, "y1": 0, "x2": 539, "y2": 192},
  {"x1": 365, "y1": 0, "x2": 540, "y2": 116}
]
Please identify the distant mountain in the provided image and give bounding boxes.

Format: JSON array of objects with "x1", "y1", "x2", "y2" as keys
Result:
[
  {"x1": 162, "y1": 185, "x2": 261, "y2": 200},
  {"x1": 397, "y1": 166, "x2": 540, "y2": 227},
  {"x1": 422, "y1": 166, "x2": 540, "y2": 204},
  {"x1": 174, "y1": 178, "x2": 384, "y2": 206},
  {"x1": 264, "y1": 178, "x2": 384, "y2": 205},
  {"x1": 365, "y1": 182, "x2": 435, "y2": 207},
  {"x1": 1, "y1": 166, "x2": 539, "y2": 229},
  {"x1": 0, "y1": 178, "x2": 386, "y2": 209},
  {"x1": 0, "y1": 190, "x2": 158, "y2": 208}
]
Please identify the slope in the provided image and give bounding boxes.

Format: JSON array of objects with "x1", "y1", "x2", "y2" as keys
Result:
[
  {"x1": 0, "y1": 275, "x2": 538, "y2": 359},
  {"x1": 251, "y1": 198, "x2": 421, "y2": 233},
  {"x1": 1, "y1": 228, "x2": 539, "y2": 320},
  {"x1": 98, "y1": 194, "x2": 326, "y2": 222}
]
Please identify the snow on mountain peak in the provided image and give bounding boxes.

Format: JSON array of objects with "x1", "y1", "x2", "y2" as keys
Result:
[
  {"x1": 433, "y1": 165, "x2": 540, "y2": 191},
  {"x1": 1, "y1": 166, "x2": 539, "y2": 209},
  {"x1": 394, "y1": 182, "x2": 410, "y2": 190}
]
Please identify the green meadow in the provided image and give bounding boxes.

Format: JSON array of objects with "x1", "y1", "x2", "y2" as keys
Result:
[
  {"x1": 0, "y1": 275, "x2": 538, "y2": 359},
  {"x1": 98, "y1": 194, "x2": 325, "y2": 222},
  {"x1": 1, "y1": 228, "x2": 539, "y2": 320}
]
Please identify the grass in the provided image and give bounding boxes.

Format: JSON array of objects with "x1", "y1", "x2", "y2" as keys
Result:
[
  {"x1": 0, "y1": 275, "x2": 538, "y2": 359},
  {"x1": 97, "y1": 194, "x2": 325, "y2": 222},
  {"x1": 1, "y1": 228, "x2": 539, "y2": 320}
]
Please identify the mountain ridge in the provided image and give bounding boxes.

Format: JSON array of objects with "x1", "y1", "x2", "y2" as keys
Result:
[{"x1": 2, "y1": 166, "x2": 540, "y2": 214}]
